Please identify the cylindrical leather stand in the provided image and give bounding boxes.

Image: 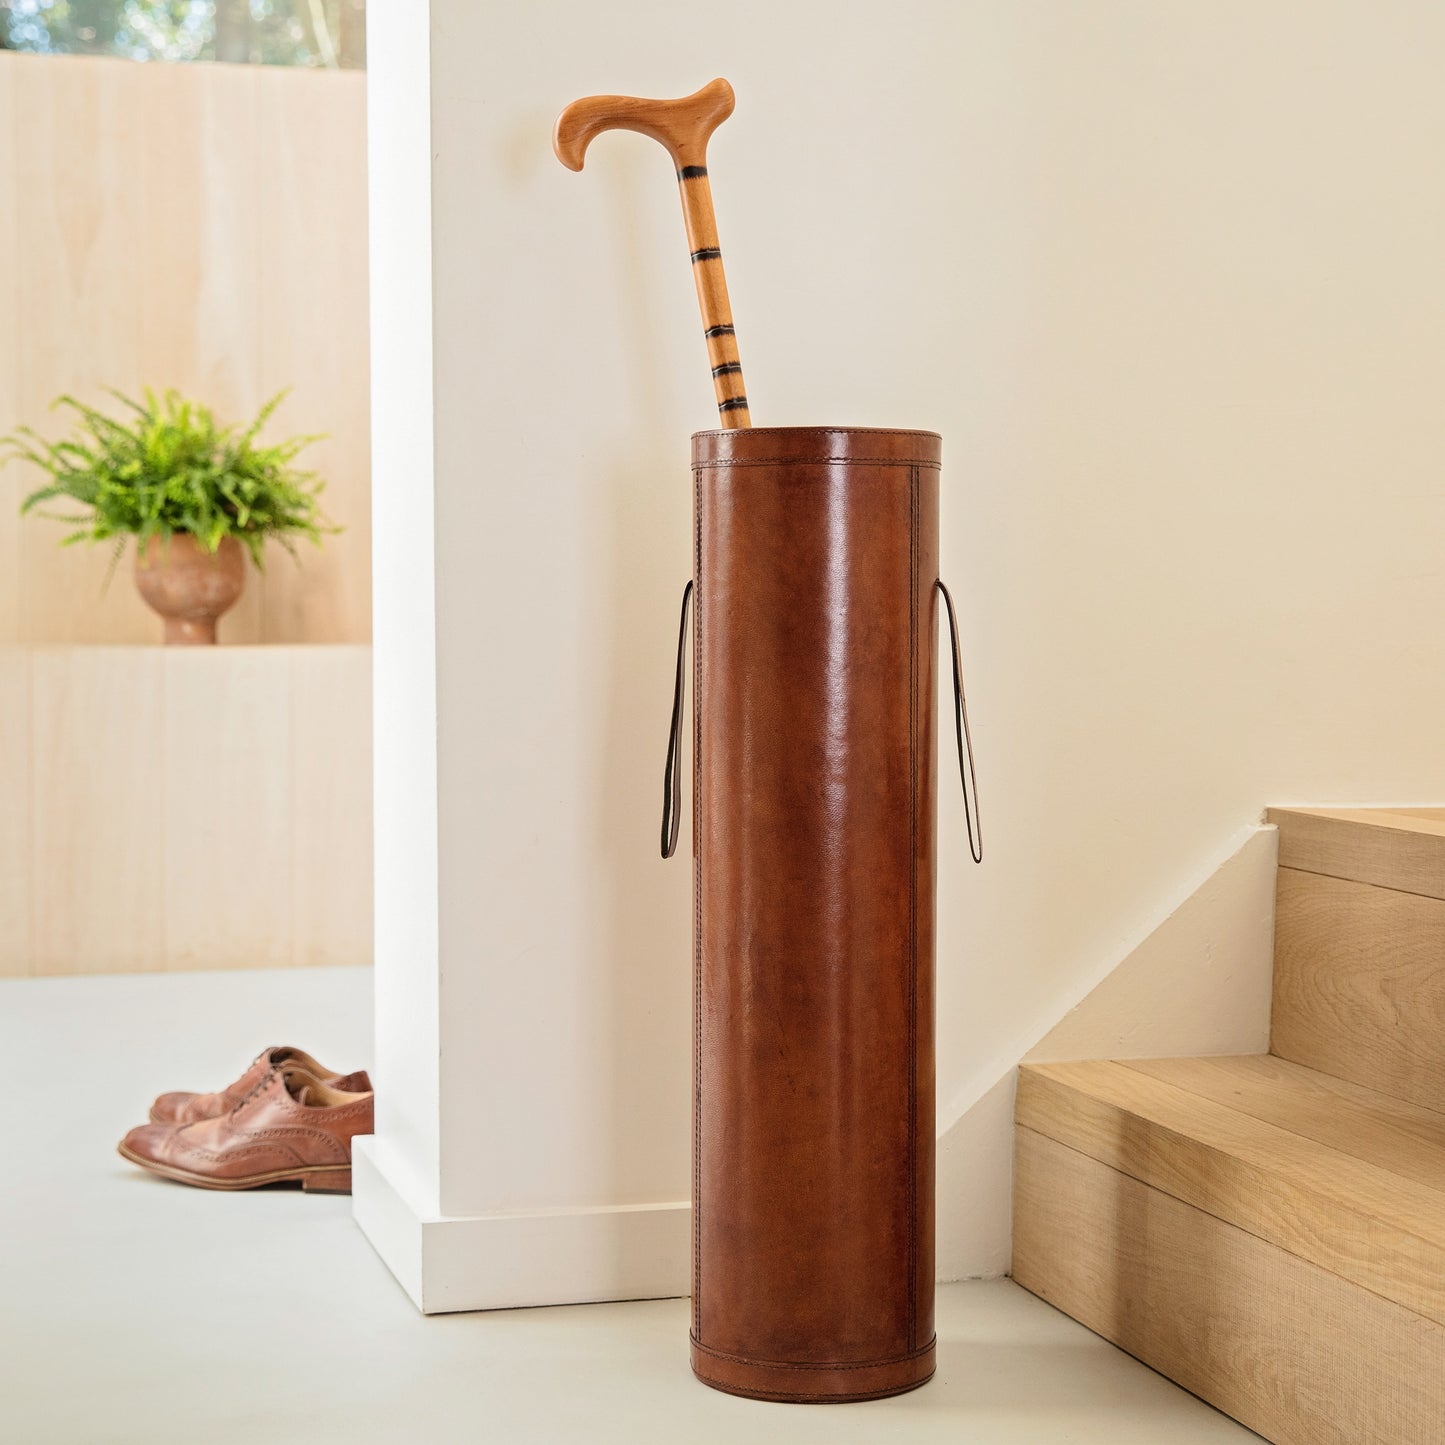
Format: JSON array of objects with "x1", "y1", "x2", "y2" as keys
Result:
[{"x1": 689, "y1": 426, "x2": 940, "y2": 1403}]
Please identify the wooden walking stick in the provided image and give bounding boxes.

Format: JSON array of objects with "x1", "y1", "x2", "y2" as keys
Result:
[{"x1": 553, "y1": 78, "x2": 752, "y2": 428}]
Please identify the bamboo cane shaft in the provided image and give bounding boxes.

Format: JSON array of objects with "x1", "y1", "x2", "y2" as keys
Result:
[
  {"x1": 676, "y1": 167, "x2": 749, "y2": 426},
  {"x1": 553, "y1": 78, "x2": 751, "y2": 427}
]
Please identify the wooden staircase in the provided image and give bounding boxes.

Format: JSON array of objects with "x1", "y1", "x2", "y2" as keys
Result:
[{"x1": 1013, "y1": 807, "x2": 1445, "y2": 1444}]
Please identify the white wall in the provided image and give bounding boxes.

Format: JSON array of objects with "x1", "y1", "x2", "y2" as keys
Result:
[{"x1": 364, "y1": 0, "x2": 1445, "y2": 1296}]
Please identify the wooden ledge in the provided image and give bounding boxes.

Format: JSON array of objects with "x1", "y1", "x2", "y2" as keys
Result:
[{"x1": 1267, "y1": 806, "x2": 1445, "y2": 900}]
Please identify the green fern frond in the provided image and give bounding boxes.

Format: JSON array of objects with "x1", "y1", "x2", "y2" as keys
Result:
[{"x1": 3, "y1": 388, "x2": 338, "y2": 570}]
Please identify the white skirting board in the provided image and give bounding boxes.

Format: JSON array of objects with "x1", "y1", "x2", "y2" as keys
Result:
[{"x1": 353, "y1": 1137, "x2": 691, "y2": 1314}]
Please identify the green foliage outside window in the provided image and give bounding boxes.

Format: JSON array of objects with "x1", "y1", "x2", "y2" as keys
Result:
[{"x1": 0, "y1": 0, "x2": 365, "y2": 67}]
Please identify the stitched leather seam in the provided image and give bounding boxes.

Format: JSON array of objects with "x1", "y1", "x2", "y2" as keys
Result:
[
  {"x1": 694, "y1": 456, "x2": 940, "y2": 470},
  {"x1": 691, "y1": 1335, "x2": 937, "y2": 1371},
  {"x1": 692, "y1": 463, "x2": 703, "y2": 1343},
  {"x1": 234, "y1": 1098, "x2": 372, "y2": 1126},
  {"x1": 276, "y1": 1099, "x2": 373, "y2": 1116},
  {"x1": 173, "y1": 1143, "x2": 307, "y2": 1164},
  {"x1": 694, "y1": 427, "x2": 940, "y2": 439},
  {"x1": 908, "y1": 464, "x2": 919, "y2": 1350},
  {"x1": 194, "y1": 1126, "x2": 350, "y2": 1162},
  {"x1": 690, "y1": 1378, "x2": 934, "y2": 1403},
  {"x1": 230, "y1": 1120, "x2": 358, "y2": 1136},
  {"x1": 689, "y1": 1375, "x2": 936, "y2": 1403}
]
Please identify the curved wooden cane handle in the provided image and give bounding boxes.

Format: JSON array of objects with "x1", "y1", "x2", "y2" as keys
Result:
[
  {"x1": 553, "y1": 79, "x2": 751, "y2": 427},
  {"x1": 553, "y1": 78, "x2": 736, "y2": 173}
]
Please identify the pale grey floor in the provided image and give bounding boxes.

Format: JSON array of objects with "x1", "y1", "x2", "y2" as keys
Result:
[{"x1": 0, "y1": 968, "x2": 1261, "y2": 1444}]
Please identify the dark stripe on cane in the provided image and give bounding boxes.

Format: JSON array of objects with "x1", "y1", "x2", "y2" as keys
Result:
[
  {"x1": 710, "y1": 362, "x2": 743, "y2": 378},
  {"x1": 677, "y1": 166, "x2": 708, "y2": 180},
  {"x1": 717, "y1": 397, "x2": 749, "y2": 413},
  {"x1": 690, "y1": 248, "x2": 722, "y2": 263},
  {"x1": 704, "y1": 324, "x2": 735, "y2": 338}
]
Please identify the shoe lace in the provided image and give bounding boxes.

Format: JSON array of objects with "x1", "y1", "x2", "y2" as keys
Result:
[{"x1": 232, "y1": 1062, "x2": 278, "y2": 1114}]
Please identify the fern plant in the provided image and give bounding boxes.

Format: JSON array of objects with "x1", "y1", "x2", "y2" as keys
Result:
[{"x1": 2, "y1": 388, "x2": 335, "y2": 569}]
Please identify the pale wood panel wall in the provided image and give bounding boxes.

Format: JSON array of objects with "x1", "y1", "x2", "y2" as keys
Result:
[
  {"x1": 256, "y1": 65, "x2": 373, "y2": 642},
  {"x1": 0, "y1": 52, "x2": 370, "y2": 645},
  {"x1": 289, "y1": 646, "x2": 374, "y2": 968},
  {"x1": 0, "y1": 68, "x2": 19, "y2": 639},
  {"x1": 30, "y1": 647, "x2": 167, "y2": 971},
  {"x1": 0, "y1": 650, "x2": 30, "y2": 975},
  {"x1": 163, "y1": 648, "x2": 294, "y2": 970},
  {"x1": 0, "y1": 645, "x2": 372, "y2": 977}
]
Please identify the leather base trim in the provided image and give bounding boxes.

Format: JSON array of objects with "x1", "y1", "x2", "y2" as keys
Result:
[{"x1": 689, "y1": 1335, "x2": 936, "y2": 1403}]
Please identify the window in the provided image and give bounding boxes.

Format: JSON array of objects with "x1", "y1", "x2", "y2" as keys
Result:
[{"x1": 0, "y1": 0, "x2": 365, "y2": 67}]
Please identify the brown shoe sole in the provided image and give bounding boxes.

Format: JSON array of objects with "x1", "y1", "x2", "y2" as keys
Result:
[{"x1": 116, "y1": 1143, "x2": 351, "y2": 1194}]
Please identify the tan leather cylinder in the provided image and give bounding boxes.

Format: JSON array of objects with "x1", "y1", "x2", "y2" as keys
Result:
[{"x1": 689, "y1": 426, "x2": 940, "y2": 1402}]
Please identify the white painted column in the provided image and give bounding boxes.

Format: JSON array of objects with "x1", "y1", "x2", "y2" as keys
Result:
[
  {"x1": 350, "y1": 0, "x2": 444, "y2": 1305},
  {"x1": 353, "y1": 0, "x2": 699, "y2": 1312}
]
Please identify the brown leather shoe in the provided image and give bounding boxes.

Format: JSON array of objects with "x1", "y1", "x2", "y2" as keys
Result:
[
  {"x1": 149, "y1": 1046, "x2": 371, "y2": 1124},
  {"x1": 119, "y1": 1066, "x2": 373, "y2": 1193}
]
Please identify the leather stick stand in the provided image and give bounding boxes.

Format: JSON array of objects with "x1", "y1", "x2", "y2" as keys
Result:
[{"x1": 685, "y1": 425, "x2": 943, "y2": 1403}]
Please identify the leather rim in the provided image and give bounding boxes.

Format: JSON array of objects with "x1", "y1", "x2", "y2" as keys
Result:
[{"x1": 690, "y1": 1364, "x2": 937, "y2": 1404}]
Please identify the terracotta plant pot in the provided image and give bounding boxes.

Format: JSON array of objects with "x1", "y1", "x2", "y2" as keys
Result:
[{"x1": 133, "y1": 533, "x2": 246, "y2": 645}]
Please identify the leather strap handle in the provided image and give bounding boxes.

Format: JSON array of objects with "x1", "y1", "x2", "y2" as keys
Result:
[
  {"x1": 661, "y1": 580, "x2": 694, "y2": 858},
  {"x1": 663, "y1": 577, "x2": 981, "y2": 865},
  {"x1": 937, "y1": 579, "x2": 983, "y2": 864},
  {"x1": 553, "y1": 80, "x2": 751, "y2": 428}
]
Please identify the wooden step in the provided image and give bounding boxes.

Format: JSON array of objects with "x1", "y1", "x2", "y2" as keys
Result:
[
  {"x1": 1269, "y1": 806, "x2": 1445, "y2": 900},
  {"x1": 1268, "y1": 808, "x2": 1445, "y2": 1113},
  {"x1": 1015, "y1": 1130, "x2": 1443, "y2": 1445},
  {"x1": 1013, "y1": 1054, "x2": 1445, "y2": 1444}
]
